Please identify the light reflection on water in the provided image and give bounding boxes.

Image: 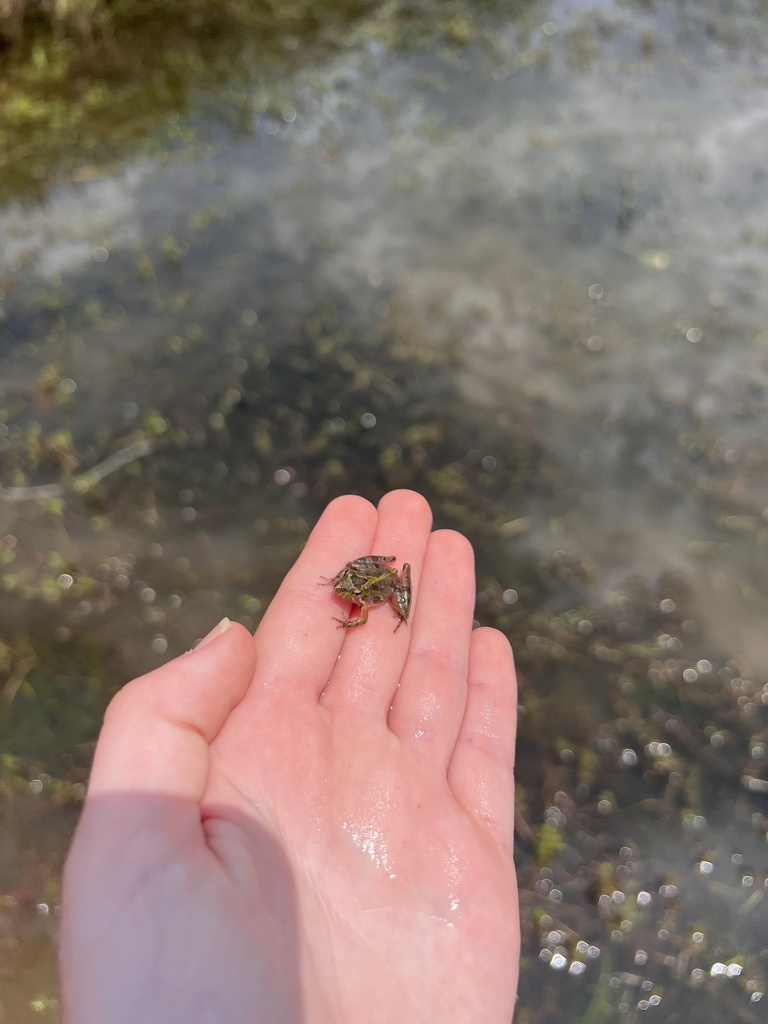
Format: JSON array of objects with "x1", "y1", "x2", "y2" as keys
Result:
[{"x1": 1, "y1": 1, "x2": 768, "y2": 1021}]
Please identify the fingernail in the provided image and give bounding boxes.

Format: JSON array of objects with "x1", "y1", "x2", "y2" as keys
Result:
[{"x1": 194, "y1": 617, "x2": 231, "y2": 651}]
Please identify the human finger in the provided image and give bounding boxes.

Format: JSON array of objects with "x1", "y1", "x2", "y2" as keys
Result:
[
  {"x1": 87, "y1": 620, "x2": 257, "y2": 802},
  {"x1": 319, "y1": 489, "x2": 432, "y2": 718},
  {"x1": 447, "y1": 626, "x2": 517, "y2": 848},
  {"x1": 387, "y1": 529, "x2": 475, "y2": 764},
  {"x1": 250, "y1": 494, "x2": 378, "y2": 704}
]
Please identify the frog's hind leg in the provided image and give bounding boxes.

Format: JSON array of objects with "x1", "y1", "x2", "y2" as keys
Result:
[
  {"x1": 390, "y1": 563, "x2": 412, "y2": 631},
  {"x1": 335, "y1": 602, "x2": 369, "y2": 629}
]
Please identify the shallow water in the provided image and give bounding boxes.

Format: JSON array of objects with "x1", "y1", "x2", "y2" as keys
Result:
[{"x1": 1, "y1": 1, "x2": 768, "y2": 1020}]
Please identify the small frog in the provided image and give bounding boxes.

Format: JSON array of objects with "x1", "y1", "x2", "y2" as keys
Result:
[{"x1": 322, "y1": 555, "x2": 411, "y2": 630}]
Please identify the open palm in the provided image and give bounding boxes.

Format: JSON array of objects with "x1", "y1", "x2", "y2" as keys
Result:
[{"x1": 62, "y1": 491, "x2": 519, "y2": 1024}]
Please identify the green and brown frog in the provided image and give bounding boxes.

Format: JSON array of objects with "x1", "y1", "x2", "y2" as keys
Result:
[{"x1": 322, "y1": 555, "x2": 411, "y2": 630}]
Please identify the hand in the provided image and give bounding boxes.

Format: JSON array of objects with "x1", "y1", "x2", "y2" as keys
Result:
[{"x1": 61, "y1": 490, "x2": 520, "y2": 1024}]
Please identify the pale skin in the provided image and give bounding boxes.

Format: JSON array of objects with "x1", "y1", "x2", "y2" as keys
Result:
[{"x1": 60, "y1": 490, "x2": 520, "y2": 1024}]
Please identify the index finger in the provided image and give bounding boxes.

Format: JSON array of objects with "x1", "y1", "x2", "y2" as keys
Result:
[{"x1": 250, "y1": 494, "x2": 378, "y2": 701}]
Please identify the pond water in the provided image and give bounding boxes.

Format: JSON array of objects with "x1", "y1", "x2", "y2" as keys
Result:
[{"x1": 1, "y1": 1, "x2": 768, "y2": 1021}]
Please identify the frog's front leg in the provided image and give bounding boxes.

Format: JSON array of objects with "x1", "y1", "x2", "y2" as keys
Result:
[{"x1": 334, "y1": 602, "x2": 369, "y2": 629}]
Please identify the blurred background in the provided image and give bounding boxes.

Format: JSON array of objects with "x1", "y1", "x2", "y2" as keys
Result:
[{"x1": 1, "y1": 1, "x2": 767, "y2": 1020}]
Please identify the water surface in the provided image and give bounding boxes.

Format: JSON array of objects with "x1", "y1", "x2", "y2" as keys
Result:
[{"x1": 1, "y1": 1, "x2": 768, "y2": 1020}]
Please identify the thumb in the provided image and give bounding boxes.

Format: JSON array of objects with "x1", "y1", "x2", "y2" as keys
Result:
[{"x1": 87, "y1": 618, "x2": 256, "y2": 803}]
